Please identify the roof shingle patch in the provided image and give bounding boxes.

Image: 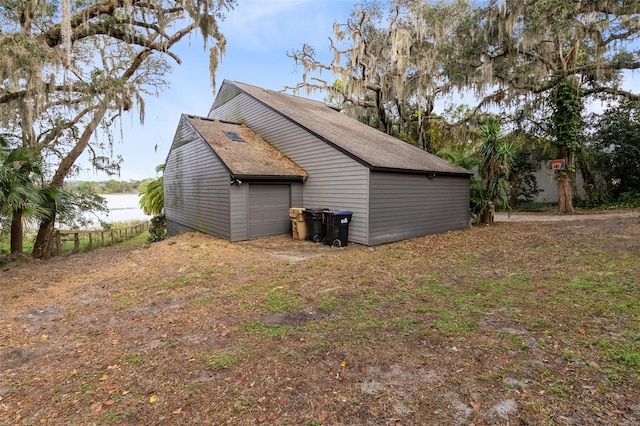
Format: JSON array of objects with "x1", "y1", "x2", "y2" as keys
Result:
[
  {"x1": 183, "y1": 114, "x2": 307, "y2": 180},
  {"x1": 224, "y1": 80, "x2": 472, "y2": 176}
]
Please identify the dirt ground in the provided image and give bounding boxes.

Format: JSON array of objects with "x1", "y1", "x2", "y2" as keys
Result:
[
  {"x1": 1, "y1": 210, "x2": 639, "y2": 425},
  {"x1": 495, "y1": 210, "x2": 640, "y2": 222}
]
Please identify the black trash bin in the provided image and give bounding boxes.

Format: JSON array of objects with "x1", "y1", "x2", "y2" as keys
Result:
[
  {"x1": 303, "y1": 208, "x2": 328, "y2": 243},
  {"x1": 323, "y1": 210, "x2": 353, "y2": 247}
]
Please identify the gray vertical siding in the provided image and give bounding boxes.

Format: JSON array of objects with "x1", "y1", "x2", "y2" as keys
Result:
[
  {"x1": 229, "y1": 182, "x2": 302, "y2": 241},
  {"x1": 290, "y1": 182, "x2": 303, "y2": 208},
  {"x1": 164, "y1": 117, "x2": 231, "y2": 239},
  {"x1": 368, "y1": 172, "x2": 470, "y2": 245},
  {"x1": 209, "y1": 93, "x2": 370, "y2": 245},
  {"x1": 229, "y1": 183, "x2": 247, "y2": 242}
]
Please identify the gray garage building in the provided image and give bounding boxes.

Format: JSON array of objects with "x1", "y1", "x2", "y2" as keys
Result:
[{"x1": 164, "y1": 80, "x2": 472, "y2": 245}]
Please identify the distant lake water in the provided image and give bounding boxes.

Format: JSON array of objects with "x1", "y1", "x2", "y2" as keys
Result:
[{"x1": 94, "y1": 193, "x2": 151, "y2": 226}]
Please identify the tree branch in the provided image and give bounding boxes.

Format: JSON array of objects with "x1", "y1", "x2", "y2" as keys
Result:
[
  {"x1": 40, "y1": 0, "x2": 127, "y2": 47},
  {"x1": 575, "y1": 60, "x2": 640, "y2": 75},
  {"x1": 582, "y1": 86, "x2": 640, "y2": 100}
]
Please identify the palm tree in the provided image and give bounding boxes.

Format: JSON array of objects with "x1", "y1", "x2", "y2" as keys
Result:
[
  {"x1": 138, "y1": 164, "x2": 165, "y2": 242},
  {"x1": 138, "y1": 164, "x2": 164, "y2": 216},
  {"x1": 476, "y1": 118, "x2": 515, "y2": 224},
  {"x1": 436, "y1": 142, "x2": 479, "y2": 172},
  {"x1": 0, "y1": 139, "x2": 44, "y2": 253}
]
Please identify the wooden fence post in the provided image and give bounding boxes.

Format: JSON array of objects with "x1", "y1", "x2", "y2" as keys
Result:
[
  {"x1": 54, "y1": 221, "x2": 148, "y2": 256},
  {"x1": 55, "y1": 231, "x2": 61, "y2": 256}
]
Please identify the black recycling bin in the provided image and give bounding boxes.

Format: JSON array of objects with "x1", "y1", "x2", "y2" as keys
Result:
[
  {"x1": 323, "y1": 210, "x2": 353, "y2": 247},
  {"x1": 303, "y1": 208, "x2": 329, "y2": 243}
]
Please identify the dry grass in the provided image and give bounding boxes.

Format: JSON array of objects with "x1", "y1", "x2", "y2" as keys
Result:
[{"x1": 1, "y1": 213, "x2": 639, "y2": 425}]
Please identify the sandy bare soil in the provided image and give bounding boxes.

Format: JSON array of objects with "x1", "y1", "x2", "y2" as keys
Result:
[
  {"x1": 495, "y1": 210, "x2": 639, "y2": 222},
  {"x1": 1, "y1": 210, "x2": 639, "y2": 425}
]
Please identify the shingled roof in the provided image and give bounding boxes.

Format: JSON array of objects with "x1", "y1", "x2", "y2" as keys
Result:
[
  {"x1": 183, "y1": 114, "x2": 307, "y2": 181},
  {"x1": 215, "y1": 80, "x2": 472, "y2": 176}
]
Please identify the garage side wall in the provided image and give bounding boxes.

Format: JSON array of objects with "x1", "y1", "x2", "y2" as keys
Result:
[
  {"x1": 229, "y1": 183, "x2": 247, "y2": 242},
  {"x1": 209, "y1": 89, "x2": 370, "y2": 245},
  {"x1": 165, "y1": 119, "x2": 231, "y2": 239},
  {"x1": 228, "y1": 182, "x2": 303, "y2": 242},
  {"x1": 368, "y1": 173, "x2": 470, "y2": 245}
]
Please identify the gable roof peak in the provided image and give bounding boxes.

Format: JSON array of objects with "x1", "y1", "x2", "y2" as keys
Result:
[{"x1": 215, "y1": 80, "x2": 472, "y2": 177}]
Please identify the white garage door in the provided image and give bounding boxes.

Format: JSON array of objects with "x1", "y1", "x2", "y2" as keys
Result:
[{"x1": 248, "y1": 184, "x2": 291, "y2": 238}]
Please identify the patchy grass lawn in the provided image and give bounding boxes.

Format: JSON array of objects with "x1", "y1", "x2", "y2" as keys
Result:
[{"x1": 1, "y1": 214, "x2": 639, "y2": 425}]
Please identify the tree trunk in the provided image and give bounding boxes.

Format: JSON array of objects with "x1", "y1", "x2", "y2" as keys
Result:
[
  {"x1": 32, "y1": 213, "x2": 56, "y2": 259},
  {"x1": 32, "y1": 101, "x2": 109, "y2": 259},
  {"x1": 557, "y1": 173, "x2": 574, "y2": 214},
  {"x1": 375, "y1": 88, "x2": 390, "y2": 134},
  {"x1": 557, "y1": 150, "x2": 575, "y2": 214},
  {"x1": 10, "y1": 208, "x2": 24, "y2": 254},
  {"x1": 480, "y1": 202, "x2": 495, "y2": 225},
  {"x1": 550, "y1": 80, "x2": 581, "y2": 215},
  {"x1": 31, "y1": 48, "x2": 153, "y2": 259}
]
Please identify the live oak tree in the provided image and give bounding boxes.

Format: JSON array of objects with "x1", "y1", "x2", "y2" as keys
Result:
[
  {"x1": 0, "y1": 0, "x2": 234, "y2": 258},
  {"x1": 288, "y1": 0, "x2": 475, "y2": 152},
  {"x1": 460, "y1": 0, "x2": 640, "y2": 213},
  {"x1": 290, "y1": 0, "x2": 640, "y2": 214}
]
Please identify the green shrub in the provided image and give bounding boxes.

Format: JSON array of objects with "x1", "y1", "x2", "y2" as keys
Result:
[{"x1": 147, "y1": 214, "x2": 166, "y2": 242}]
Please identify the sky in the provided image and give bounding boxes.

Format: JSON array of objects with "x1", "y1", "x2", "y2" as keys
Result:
[
  {"x1": 76, "y1": 0, "x2": 357, "y2": 182},
  {"x1": 75, "y1": 0, "x2": 640, "y2": 182}
]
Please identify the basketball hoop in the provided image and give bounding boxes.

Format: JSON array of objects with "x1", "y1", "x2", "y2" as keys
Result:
[{"x1": 548, "y1": 159, "x2": 566, "y2": 171}]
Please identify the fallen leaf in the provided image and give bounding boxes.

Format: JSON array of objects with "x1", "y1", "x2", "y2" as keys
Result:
[
  {"x1": 99, "y1": 375, "x2": 109, "y2": 381},
  {"x1": 107, "y1": 365, "x2": 119, "y2": 370},
  {"x1": 102, "y1": 384, "x2": 120, "y2": 394},
  {"x1": 149, "y1": 395, "x2": 158, "y2": 403},
  {"x1": 172, "y1": 408, "x2": 182, "y2": 414},
  {"x1": 103, "y1": 400, "x2": 115, "y2": 407},
  {"x1": 341, "y1": 360, "x2": 348, "y2": 367},
  {"x1": 470, "y1": 401, "x2": 480, "y2": 410}
]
